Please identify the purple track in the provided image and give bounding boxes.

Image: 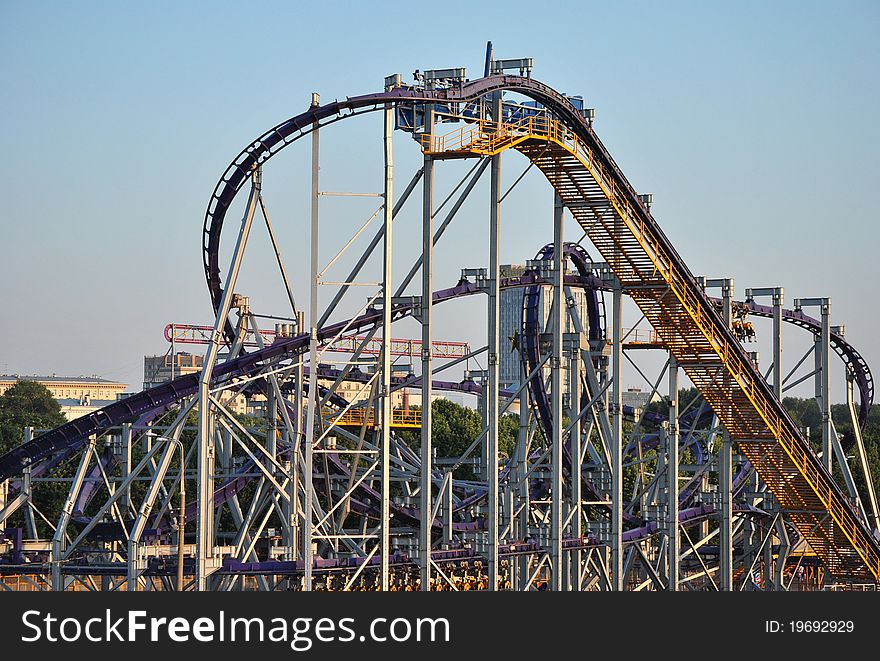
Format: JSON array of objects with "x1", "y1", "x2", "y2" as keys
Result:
[{"x1": 0, "y1": 75, "x2": 873, "y2": 572}]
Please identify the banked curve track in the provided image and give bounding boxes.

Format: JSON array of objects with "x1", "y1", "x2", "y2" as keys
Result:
[
  {"x1": 2, "y1": 75, "x2": 876, "y2": 581},
  {"x1": 200, "y1": 73, "x2": 872, "y2": 430},
  {"x1": 201, "y1": 71, "x2": 878, "y2": 580},
  {"x1": 423, "y1": 84, "x2": 880, "y2": 579},
  {"x1": 200, "y1": 73, "x2": 880, "y2": 579}
]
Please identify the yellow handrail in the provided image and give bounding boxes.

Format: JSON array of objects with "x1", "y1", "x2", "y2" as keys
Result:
[
  {"x1": 322, "y1": 407, "x2": 421, "y2": 429},
  {"x1": 421, "y1": 114, "x2": 880, "y2": 578}
]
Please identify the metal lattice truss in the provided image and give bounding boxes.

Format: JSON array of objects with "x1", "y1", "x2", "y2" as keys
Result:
[{"x1": 1, "y1": 64, "x2": 877, "y2": 592}]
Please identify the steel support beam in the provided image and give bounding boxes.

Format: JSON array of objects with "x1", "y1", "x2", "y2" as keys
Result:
[
  {"x1": 121, "y1": 423, "x2": 133, "y2": 513},
  {"x1": 819, "y1": 302, "x2": 831, "y2": 473},
  {"x1": 667, "y1": 356, "x2": 680, "y2": 591},
  {"x1": 302, "y1": 93, "x2": 321, "y2": 590},
  {"x1": 419, "y1": 149, "x2": 434, "y2": 590},
  {"x1": 195, "y1": 168, "x2": 260, "y2": 590},
  {"x1": 550, "y1": 193, "x2": 564, "y2": 590},
  {"x1": 745, "y1": 286, "x2": 783, "y2": 400},
  {"x1": 486, "y1": 128, "x2": 501, "y2": 591},
  {"x1": 22, "y1": 427, "x2": 37, "y2": 539},
  {"x1": 720, "y1": 280, "x2": 734, "y2": 591},
  {"x1": 773, "y1": 291, "x2": 783, "y2": 400},
  {"x1": 611, "y1": 279, "x2": 623, "y2": 590},
  {"x1": 797, "y1": 297, "x2": 832, "y2": 471},
  {"x1": 379, "y1": 100, "x2": 394, "y2": 590},
  {"x1": 847, "y1": 369, "x2": 880, "y2": 533},
  {"x1": 517, "y1": 359, "x2": 530, "y2": 590},
  {"x1": 706, "y1": 277, "x2": 734, "y2": 590},
  {"x1": 286, "y1": 311, "x2": 305, "y2": 563},
  {"x1": 568, "y1": 334, "x2": 582, "y2": 591},
  {"x1": 51, "y1": 436, "x2": 95, "y2": 591}
]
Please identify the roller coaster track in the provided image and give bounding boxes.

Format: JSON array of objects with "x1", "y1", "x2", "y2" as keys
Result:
[
  {"x1": 198, "y1": 73, "x2": 872, "y2": 434},
  {"x1": 740, "y1": 300, "x2": 873, "y2": 434},
  {"x1": 2, "y1": 267, "x2": 853, "y2": 557},
  {"x1": 198, "y1": 76, "x2": 878, "y2": 579},
  {"x1": 1, "y1": 279, "x2": 871, "y2": 573},
  {"x1": 0, "y1": 273, "x2": 597, "y2": 483},
  {"x1": 0, "y1": 282, "x2": 476, "y2": 482},
  {"x1": 0, "y1": 270, "x2": 751, "y2": 553},
  {"x1": 421, "y1": 106, "x2": 879, "y2": 579},
  {"x1": 2, "y1": 75, "x2": 876, "y2": 582}
]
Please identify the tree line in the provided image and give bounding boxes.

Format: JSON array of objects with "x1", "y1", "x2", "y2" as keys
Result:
[{"x1": 2, "y1": 380, "x2": 878, "y2": 527}]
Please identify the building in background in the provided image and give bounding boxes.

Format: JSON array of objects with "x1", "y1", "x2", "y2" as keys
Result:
[
  {"x1": 143, "y1": 352, "x2": 425, "y2": 416},
  {"x1": 320, "y1": 359, "x2": 427, "y2": 410},
  {"x1": 143, "y1": 352, "x2": 203, "y2": 390},
  {"x1": 143, "y1": 352, "x2": 249, "y2": 415},
  {"x1": 621, "y1": 387, "x2": 663, "y2": 411},
  {"x1": 0, "y1": 374, "x2": 129, "y2": 421},
  {"x1": 498, "y1": 264, "x2": 595, "y2": 390},
  {"x1": 55, "y1": 394, "x2": 120, "y2": 420},
  {"x1": 0, "y1": 374, "x2": 127, "y2": 400}
]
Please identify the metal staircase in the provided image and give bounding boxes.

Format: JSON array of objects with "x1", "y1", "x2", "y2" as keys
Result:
[{"x1": 424, "y1": 116, "x2": 880, "y2": 581}]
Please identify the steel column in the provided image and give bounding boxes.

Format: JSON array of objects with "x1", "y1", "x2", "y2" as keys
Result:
[
  {"x1": 517, "y1": 358, "x2": 530, "y2": 590},
  {"x1": 667, "y1": 356, "x2": 679, "y2": 591},
  {"x1": 550, "y1": 193, "x2": 564, "y2": 590},
  {"x1": 122, "y1": 422, "x2": 133, "y2": 512},
  {"x1": 267, "y1": 387, "x2": 277, "y2": 461},
  {"x1": 568, "y1": 333, "x2": 582, "y2": 591},
  {"x1": 286, "y1": 311, "x2": 304, "y2": 563},
  {"x1": 796, "y1": 297, "x2": 833, "y2": 471},
  {"x1": 302, "y1": 93, "x2": 321, "y2": 590},
  {"x1": 419, "y1": 149, "x2": 434, "y2": 590},
  {"x1": 486, "y1": 135, "x2": 501, "y2": 591},
  {"x1": 773, "y1": 290, "x2": 783, "y2": 399},
  {"x1": 195, "y1": 168, "x2": 260, "y2": 590},
  {"x1": 706, "y1": 277, "x2": 734, "y2": 590},
  {"x1": 847, "y1": 369, "x2": 880, "y2": 532},
  {"x1": 51, "y1": 436, "x2": 95, "y2": 590},
  {"x1": 22, "y1": 427, "x2": 36, "y2": 539},
  {"x1": 747, "y1": 286, "x2": 783, "y2": 399},
  {"x1": 379, "y1": 100, "x2": 394, "y2": 590},
  {"x1": 721, "y1": 280, "x2": 734, "y2": 591},
  {"x1": 820, "y1": 300, "x2": 832, "y2": 472},
  {"x1": 610, "y1": 280, "x2": 623, "y2": 591}
]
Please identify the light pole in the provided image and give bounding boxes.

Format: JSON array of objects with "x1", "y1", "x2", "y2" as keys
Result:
[{"x1": 157, "y1": 436, "x2": 186, "y2": 592}]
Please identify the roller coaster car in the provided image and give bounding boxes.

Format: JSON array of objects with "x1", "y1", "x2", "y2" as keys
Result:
[{"x1": 731, "y1": 320, "x2": 756, "y2": 342}]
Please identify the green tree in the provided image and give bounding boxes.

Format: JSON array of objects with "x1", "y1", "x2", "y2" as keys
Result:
[
  {"x1": 396, "y1": 399, "x2": 525, "y2": 479},
  {"x1": 499, "y1": 413, "x2": 519, "y2": 460},
  {"x1": 0, "y1": 381, "x2": 68, "y2": 535},
  {"x1": 424, "y1": 399, "x2": 483, "y2": 462},
  {"x1": 0, "y1": 380, "x2": 67, "y2": 454}
]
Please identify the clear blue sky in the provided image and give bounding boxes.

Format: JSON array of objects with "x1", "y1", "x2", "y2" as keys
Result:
[{"x1": 0, "y1": 0, "x2": 877, "y2": 404}]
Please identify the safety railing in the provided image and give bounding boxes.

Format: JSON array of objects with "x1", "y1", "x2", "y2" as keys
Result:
[
  {"x1": 622, "y1": 327, "x2": 663, "y2": 345},
  {"x1": 322, "y1": 407, "x2": 421, "y2": 429},
  {"x1": 422, "y1": 114, "x2": 557, "y2": 155},
  {"x1": 423, "y1": 114, "x2": 880, "y2": 577}
]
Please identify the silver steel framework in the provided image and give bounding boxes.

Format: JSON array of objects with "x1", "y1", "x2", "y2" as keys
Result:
[{"x1": 1, "y1": 56, "x2": 877, "y2": 592}]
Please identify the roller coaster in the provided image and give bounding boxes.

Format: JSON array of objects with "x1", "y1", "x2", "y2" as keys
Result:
[{"x1": 1, "y1": 46, "x2": 878, "y2": 591}]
